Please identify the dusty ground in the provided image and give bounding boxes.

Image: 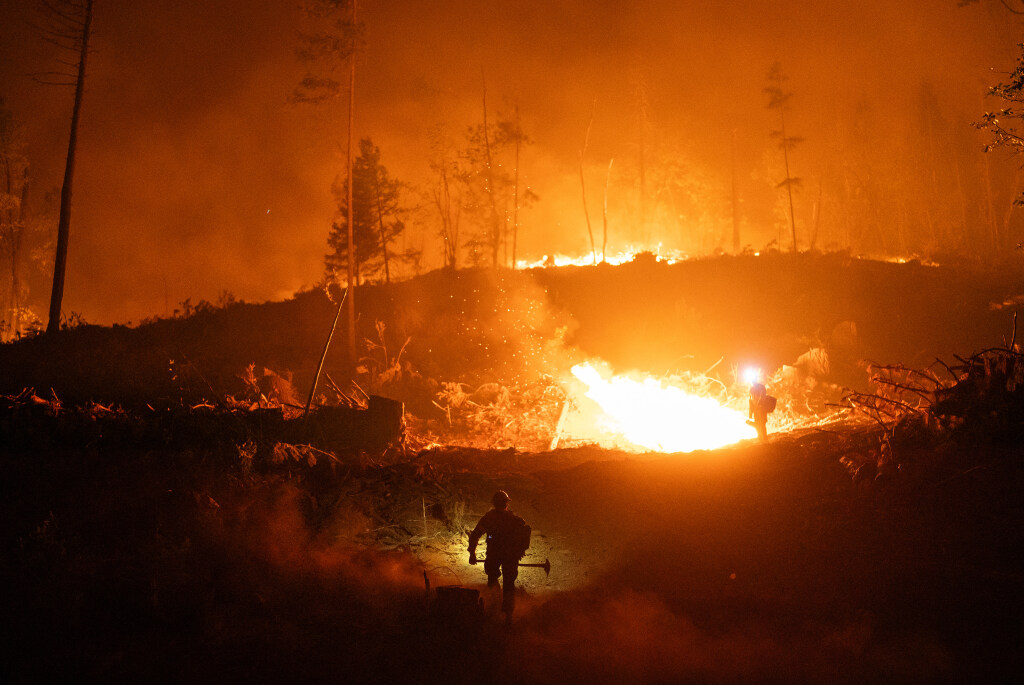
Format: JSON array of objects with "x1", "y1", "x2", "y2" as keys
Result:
[{"x1": 421, "y1": 428, "x2": 1023, "y2": 684}]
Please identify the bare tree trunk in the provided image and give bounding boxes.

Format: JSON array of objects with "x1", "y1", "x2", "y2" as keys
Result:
[
  {"x1": 46, "y1": 0, "x2": 92, "y2": 334},
  {"x1": 374, "y1": 181, "x2": 391, "y2": 284},
  {"x1": 731, "y1": 128, "x2": 740, "y2": 254},
  {"x1": 665, "y1": 186, "x2": 689, "y2": 248},
  {"x1": 304, "y1": 286, "x2": 349, "y2": 418},
  {"x1": 579, "y1": 100, "x2": 596, "y2": 264},
  {"x1": 809, "y1": 176, "x2": 822, "y2": 251},
  {"x1": 511, "y1": 104, "x2": 521, "y2": 270},
  {"x1": 780, "y1": 110, "x2": 797, "y2": 253},
  {"x1": 480, "y1": 69, "x2": 501, "y2": 268},
  {"x1": 12, "y1": 170, "x2": 28, "y2": 337},
  {"x1": 923, "y1": 102, "x2": 945, "y2": 248},
  {"x1": 953, "y1": 155, "x2": 969, "y2": 250},
  {"x1": 602, "y1": 157, "x2": 613, "y2": 263},
  {"x1": 983, "y1": 154, "x2": 998, "y2": 252},
  {"x1": 636, "y1": 70, "x2": 649, "y2": 245},
  {"x1": 451, "y1": 189, "x2": 461, "y2": 268},
  {"x1": 1, "y1": 152, "x2": 13, "y2": 338},
  {"x1": 1002, "y1": 167, "x2": 1021, "y2": 249},
  {"x1": 6, "y1": 249, "x2": 14, "y2": 338},
  {"x1": 345, "y1": 0, "x2": 357, "y2": 363},
  {"x1": 434, "y1": 166, "x2": 458, "y2": 269}
]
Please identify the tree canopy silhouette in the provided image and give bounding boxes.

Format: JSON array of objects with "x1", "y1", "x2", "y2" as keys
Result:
[{"x1": 326, "y1": 138, "x2": 412, "y2": 285}]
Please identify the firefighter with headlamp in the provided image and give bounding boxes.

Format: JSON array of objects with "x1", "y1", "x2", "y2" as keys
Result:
[{"x1": 748, "y1": 380, "x2": 777, "y2": 442}]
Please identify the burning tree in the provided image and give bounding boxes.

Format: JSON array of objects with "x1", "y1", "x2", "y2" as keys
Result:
[
  {"x1": 764, "y1": 62, "x2": 803, "y2": 252},
  {"x1": 326, "y1": 138, "x2": 413, "y2": 285}
]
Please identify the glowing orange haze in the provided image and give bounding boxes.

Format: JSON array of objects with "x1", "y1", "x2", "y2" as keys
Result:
[{"x1": 0, "y1": 0, "x2": 1014, "y2": 325}]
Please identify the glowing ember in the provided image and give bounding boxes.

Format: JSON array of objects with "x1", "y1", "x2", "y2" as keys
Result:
[{"x1": 567, "y1": 362, "x2": 757, "y2": 452}]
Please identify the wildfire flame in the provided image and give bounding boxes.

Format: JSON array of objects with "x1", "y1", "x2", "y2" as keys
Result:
[
  {"x1": 515, "y1": 248, "x2": 939, "y2": 271},
  {"x1": 566, "y1": 362, "x2": 757, "y2": 452},
  {"x1": 516, "y1": 244, "x2": 687, "y2": 269}
]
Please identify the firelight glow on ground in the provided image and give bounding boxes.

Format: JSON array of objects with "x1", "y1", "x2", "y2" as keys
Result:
[{"x1": 568, "y1": 362, "x2": 758, "y2": 452}]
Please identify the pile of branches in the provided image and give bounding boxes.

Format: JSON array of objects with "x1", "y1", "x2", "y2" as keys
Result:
[
  {"x1": 931, "y1": 347, "x2": 1024, "y2": 437},
  {"x1": 830, "y1": 345, "x2": 1024, "y2": 484},
  {"x1": 0, "y1": 386, "x2": 405, "y2": 457},
  {"x1": 431, "y1": 377, "x2": 566, "y2": 451},
  {"x1": 840, "y1": 362, "x2": 948, "y2": 429},
  {"x1": 842, "y1": 346, "x2": 1024, "y2": 436}
]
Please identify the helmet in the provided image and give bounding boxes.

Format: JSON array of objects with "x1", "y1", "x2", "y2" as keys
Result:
[{"x1": 491, "y1": 490, "x2": 510, "y2": 509}]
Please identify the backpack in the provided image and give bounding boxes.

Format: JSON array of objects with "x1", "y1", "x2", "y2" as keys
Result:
[
  {"x1": 765, "y1": 395, "x2": 778, "y2": 413},
  {"x1": 514, "y1": 522, "x2": 531, "y2": 559}
]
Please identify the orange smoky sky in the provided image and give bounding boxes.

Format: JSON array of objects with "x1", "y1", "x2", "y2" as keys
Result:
[{"x1": 0, "y1": 0, "x2": 1019, "y2": 324}]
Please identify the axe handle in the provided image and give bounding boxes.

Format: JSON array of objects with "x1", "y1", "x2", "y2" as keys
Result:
[{"x1": 476, "y1": 557, "x2": 551, "y2": 575}]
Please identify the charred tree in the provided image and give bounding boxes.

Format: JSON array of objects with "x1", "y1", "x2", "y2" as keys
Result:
[
  {"x1": 478, "y1": 71, "x2": 502, "y2": 268},
  {"x1": 463, "y1": 102, "x2": 535, "y2": 269},
  {"x1": 294, "y1": 0, "x2": 362, "y2": 362},
  {"x1": 731, "y1": 128, "x2": 740, "y2": 254},
  {"x1": 427, "y1": 125, "x2": 464, "y2": 270},
  {"x1": 345, "y1": 5, "x2": 356, "y2": 359},
  {"x1": 579, "y1": 100, "x2": 597, "y2": 264},
  {"x1": 764, "y1": 62, "x2": 803, "y2": 253},
  {"x1": 603, "y1": 157, "x2": 613, "y2": 263},
  {"x1": 511, "y1": 103, "x2": 521, "y2": 269},
  {"x1": 634, "y1": 63, "x2": 650, "y2": 245},
  {"x1": 498, "y1": 107, "x2": 531, "y2": 269},
  {"x1": 32, "y1": 0, "x2": 94, "y2": 335}
]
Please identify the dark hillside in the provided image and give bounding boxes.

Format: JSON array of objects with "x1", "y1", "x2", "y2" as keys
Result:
[
  {"x1": 0, "y1": 253, "x2": 1018, "y2": 409},
  {"x1": 532, "y1": 253, "x2": 1020, "y2": 385}
]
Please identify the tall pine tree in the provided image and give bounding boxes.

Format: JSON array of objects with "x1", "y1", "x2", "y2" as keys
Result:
[{"x1": 326, "y1": 138, "x2": 408, "y2": 285}]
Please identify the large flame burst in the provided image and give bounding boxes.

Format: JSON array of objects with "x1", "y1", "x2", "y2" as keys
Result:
[{"x1": 566, "y1": 362, "x2": 757, "y2": 452}]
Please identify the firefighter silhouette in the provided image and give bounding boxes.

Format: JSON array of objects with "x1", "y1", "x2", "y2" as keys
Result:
[
  {"x1": 468, "y1": 490, "x2": 530, "y2": 621},
  {"x1": 748, "y1": 382, "x2": 777, "y2": 442}
]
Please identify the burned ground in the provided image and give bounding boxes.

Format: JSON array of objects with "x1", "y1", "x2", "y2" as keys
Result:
[{"x1": 2, "y1": 254, "x2": 1024, "y2": 682}]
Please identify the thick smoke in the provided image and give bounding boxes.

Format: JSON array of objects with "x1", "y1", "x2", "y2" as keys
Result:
[{"x1": 0, "y1": 0, "x2": 1019, "y2": 324}]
